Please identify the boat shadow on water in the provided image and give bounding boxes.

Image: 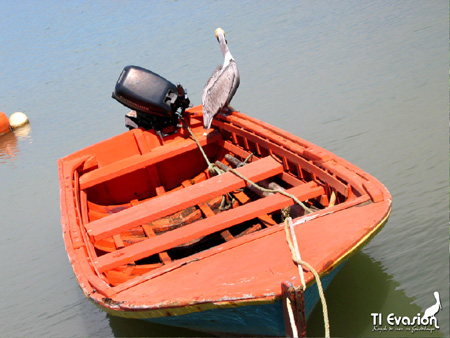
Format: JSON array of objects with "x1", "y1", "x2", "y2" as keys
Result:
[{"x1": 307, "y1": 252, "x2": 443, "y2": 338}]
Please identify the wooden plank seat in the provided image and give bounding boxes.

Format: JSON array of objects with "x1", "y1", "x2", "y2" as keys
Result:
[
  {"x1": 79, "y1": 129, "x2": 221, "y2": 190},
  {"x1": 85, "y1": 156, "x2": 284, "y2": 242},
  {"x1": 94, "y1": 181, "x2": 325, "y2": 273}
]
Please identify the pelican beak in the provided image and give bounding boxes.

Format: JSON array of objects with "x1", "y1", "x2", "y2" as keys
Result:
[
  {"x1": 215, "y1": 28, "x2": 225, "y2": 38},
  {"x1": 215, "y1": 27, "x2": 226, "y2": 42}
]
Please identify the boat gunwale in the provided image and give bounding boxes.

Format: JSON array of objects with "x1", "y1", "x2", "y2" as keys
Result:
[{"x1": 59, "y1": 105, "x2": 392, "y2": 319}]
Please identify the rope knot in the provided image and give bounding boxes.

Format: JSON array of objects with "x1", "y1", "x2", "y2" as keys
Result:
[{"x1": 282, "y1": 207, "x2": 291, "y2": 220}]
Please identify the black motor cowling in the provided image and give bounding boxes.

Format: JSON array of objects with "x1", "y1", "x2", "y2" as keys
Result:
[{"x1": 112, "y1": 65, "x2": 189, "y2": 133}]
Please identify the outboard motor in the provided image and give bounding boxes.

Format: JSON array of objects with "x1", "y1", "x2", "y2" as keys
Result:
[{"x1": 112, "y1": 65, "x2": 190, "y2": 136}]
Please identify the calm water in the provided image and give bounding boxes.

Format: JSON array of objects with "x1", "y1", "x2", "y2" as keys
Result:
[{"x1": 0, "y1": 1, "x2": 448, "y2": 337}]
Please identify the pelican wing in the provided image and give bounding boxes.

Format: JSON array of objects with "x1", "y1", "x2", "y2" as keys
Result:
[
  {"x1": 226, "y1": 60, "x2": 240, "y2": 104},
  {"x1": 202, "y1": 65, "x2": 222, "y2": 108},
  {"x1": 202, "y1": 61, "x2": 239, "y2": 129}
]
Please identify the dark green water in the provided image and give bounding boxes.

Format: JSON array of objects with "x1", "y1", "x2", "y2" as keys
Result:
[{"x1": 0, "y1": 1, "x2": 448, "y2": 336}]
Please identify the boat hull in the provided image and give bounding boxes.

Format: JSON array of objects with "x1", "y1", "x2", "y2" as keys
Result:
[
  {"x1": 59, "y1": 105, "x2": 392, "y2": 336},
  {"x1": 143, "y1": 263, "x2": 344, "y2": 336}
]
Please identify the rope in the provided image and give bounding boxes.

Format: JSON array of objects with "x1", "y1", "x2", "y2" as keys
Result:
[
  {"x1": 238, "y1": 152, "x2": 254, "y2": 167},
  {"x1": 179, "y1": 116, "x2": 309, "y2": 213},
  {"x1": 178, "y1": 116, "x2": 223, "y2": 176},
  {"x1": 179, "y1": 116, "x2": 329, "y2": 336},
  {"x1": 286, "y1": 296, "x2": 300, "y2": 338},
  {"x1": 226, "y1": 167, "x2": 313, "y2": 214},
  {"x1": 284, "y1": 215, "x2": 330, "y2": 338},
  {"x1": 283, "y1": 210, "x2": 306, "y2": 290}
]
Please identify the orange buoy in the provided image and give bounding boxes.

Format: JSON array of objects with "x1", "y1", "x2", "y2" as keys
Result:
[{"x1": 0, "y1": 112, "x2": 11, "y2": 134}]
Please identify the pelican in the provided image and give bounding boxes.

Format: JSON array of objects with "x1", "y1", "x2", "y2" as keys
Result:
[
  {"x1": 202, "y1": 27, "x2": 240, "y2": 130},
  {"x1": 423, "y1": 291, "x2": 442, "y2": 319}
]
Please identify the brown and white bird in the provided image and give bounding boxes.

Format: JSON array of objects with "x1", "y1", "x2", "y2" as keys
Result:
[{"x1": 202, "y1": 28, "x2": 240, "y2": 130}]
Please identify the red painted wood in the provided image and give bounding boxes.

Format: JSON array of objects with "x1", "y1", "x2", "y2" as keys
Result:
[
  {"x1": 94, "y1": 182, "x2": 324, "y2": 272},
  {"x1": 85, "y1": 156, "x2": 284, "y2": 242},
  {"x1": 114, "y1": 200, "x2": 391, "y2": 308},
  {"x1": 58, "y1": 105, "x2": 392, "y2": 323},
  {"x1": 102, "y1": 196, "x2": 372, "y2": 296},
  {"x1": 215, "y1": 120, "x2": 349, "y2": 196},
  {"x1": 363, "y1": 181, "x2": 385, "y2": 202},
  {"x1": 79, "y1": 129, "x2": 221, "y2": 190}
]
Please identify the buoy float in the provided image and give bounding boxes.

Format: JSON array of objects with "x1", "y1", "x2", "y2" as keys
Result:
[
  {"x1": 9, "y1": 112, "x2": 29, "y2": 130},
  {"x1": 0, "y1": 112, "x2": 11, "y2": 134}
]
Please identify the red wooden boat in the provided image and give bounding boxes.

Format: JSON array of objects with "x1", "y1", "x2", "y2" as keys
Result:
[{"x1": 58, "y1": 67, "x2": 391, "y2": 336}]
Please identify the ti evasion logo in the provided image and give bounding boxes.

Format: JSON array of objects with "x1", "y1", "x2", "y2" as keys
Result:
[{"x1": 371, "y1": 291, "x2": 442, "y2": 334}]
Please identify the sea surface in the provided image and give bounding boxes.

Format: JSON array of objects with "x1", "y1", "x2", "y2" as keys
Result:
[{"x1": 0, "y1": 1, "x2": 448, "y2": 337}]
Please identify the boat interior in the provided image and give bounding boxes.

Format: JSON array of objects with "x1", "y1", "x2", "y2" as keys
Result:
[{"x1": 65, "y1": 109, "x2": 373, "y2": 288}]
